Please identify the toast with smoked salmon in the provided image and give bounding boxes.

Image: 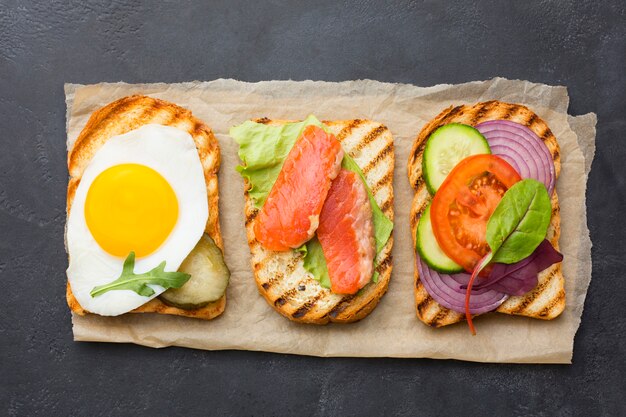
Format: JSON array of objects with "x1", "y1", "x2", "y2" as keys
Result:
[
  {"x1": 66, "y1": 95, "x2": 226, "y2": 320},
  {"x1": 408, "y1": 101, "x2": 565, "y2": 327},
  {"x1": 240, "y1": 118, "x2": 394, "y2": 324}
]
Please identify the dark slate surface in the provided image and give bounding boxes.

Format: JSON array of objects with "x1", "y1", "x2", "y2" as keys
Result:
[{"x1": 1, "y1": 1, "x2": 624, "y2": 416}]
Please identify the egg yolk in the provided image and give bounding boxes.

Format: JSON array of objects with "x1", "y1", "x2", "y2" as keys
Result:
[{"x1": 85, "y1": 163, "x2": 178, "y2": 258}]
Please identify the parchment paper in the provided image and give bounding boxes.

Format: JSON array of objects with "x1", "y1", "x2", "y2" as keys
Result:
[{"x1": 65, "y1": 78, "x2": 595, "y2": 363}]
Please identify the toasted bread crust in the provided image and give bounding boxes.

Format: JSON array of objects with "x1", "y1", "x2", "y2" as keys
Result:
[
  {"x1": 408, "y1": 101, "x2": 565, "y2": 327},
  {"x1": 244, "y1": 119, "x2": 394, "y2": 324},
  {"x1": 66, "y1": 95, "x2": 225, "y2": 320}
]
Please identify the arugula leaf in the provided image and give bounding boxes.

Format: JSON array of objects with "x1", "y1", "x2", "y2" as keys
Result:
[
  {"x1": 486, "y1": 179, "x2": 552, "y2": 264},
  {"x1": 90, "y1": 252, "x2": 191, "y2": 298}
]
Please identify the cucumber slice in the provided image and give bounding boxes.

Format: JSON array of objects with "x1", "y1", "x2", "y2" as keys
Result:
[
  {"x1": 422, "y1": 123, "x2": 490, "y2": 194},
  {"x1": 416, "y1": 203, "x2": 464, "y2": 274},
  {"x1": 159, "y1": 235, "x2": 230, "y2": 310}
]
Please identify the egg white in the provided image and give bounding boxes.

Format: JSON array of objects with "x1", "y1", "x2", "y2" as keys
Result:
[{"x1": 66, "y1": 124, "x2": 209, "y2": 316}]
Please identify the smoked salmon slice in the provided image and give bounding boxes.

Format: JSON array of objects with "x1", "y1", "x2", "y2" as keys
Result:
[
  {"x1": 254, "y1": 125, "x2": 344, "y2": 251},
  {"x1": 317, "y1": 169, "x2": 375, "y2": 294}
]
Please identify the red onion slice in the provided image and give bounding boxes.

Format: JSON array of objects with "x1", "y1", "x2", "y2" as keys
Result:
[
  {"x1": 417, "y1": 256, "x2": 508, "y2": 315},
  {"x1": 476, "y1": 120, "x2": 556, "y2": 195}
]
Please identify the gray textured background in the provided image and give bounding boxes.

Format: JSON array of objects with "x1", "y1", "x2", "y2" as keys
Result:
[{"x1": 1, "y1": 1, "x2": 625, "y2": 416}]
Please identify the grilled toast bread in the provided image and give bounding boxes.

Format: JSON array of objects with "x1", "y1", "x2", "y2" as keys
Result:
[
  {"x1": 243, "y1": 119, "x2": 394, "y2": 324},
  {"x1": 66, "y1": 95, "x2": 225, "y2": 320},
  {"x1": 408, "y1": 101, "x2": 565, "y2": 327}
]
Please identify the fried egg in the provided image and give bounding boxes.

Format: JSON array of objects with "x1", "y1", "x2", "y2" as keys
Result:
[{"x1": 66, "y1": 124, "x2": 208, "y2": 316}]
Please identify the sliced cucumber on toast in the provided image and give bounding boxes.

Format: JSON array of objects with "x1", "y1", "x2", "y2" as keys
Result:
[
  {"x1": 160, "y1": 234, "x2": 229, "y2": 310},
  {"x1": 422, "y1": 123, "x2": 490, "y2": 194},
  {"x1": 416, "y1": 203, "x2": 464, "y2": 274}
]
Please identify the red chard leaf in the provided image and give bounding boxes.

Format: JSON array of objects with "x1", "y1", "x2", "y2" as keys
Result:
[{"x1": 463, "y1": 240, "x2": 563, "y2": 296}]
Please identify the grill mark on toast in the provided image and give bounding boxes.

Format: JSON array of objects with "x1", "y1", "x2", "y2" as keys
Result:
[
  {"x1": 245, "y1": 208, "x2": 259, "y2": 226},
  {"x1": 469, "y1": 101, "x2": 490, "y2": 125},
  {"x1": 328, "y1": 295, "x2": 355, "y2": 318},
  {"x1": 412, "y1": 176, "x2": 423, "y2": 190},
  {"x1": 381, "y1": 199, "x2": 393, "y2": 213},
  {"x1": 410, "y1": 202, "x2": 428, "y2": 229},
  {"x1": 371, "y1": 170, "x2": 393, "y2": 194},
  {"x1": 163, "y1": 106, "x2": 187, "y2": 128},
  {"x1": 416, "y1": 294, "x2": 434, "y2": 317},
  {"x1": 274, "y1": 288, "x2": 297, "y2": 307},
  {"x1": 138, "y1": 102, "x2": 159, "y2": 121},
  {"x1": 362, "y1": 143, "x2": 392, "y2": 174},
  {"x1": 551, "y1": 205, "x2": 559, "y2": 218},
  {"x1": 261, "y1": 273, "x2": 282, "y2": 291},
  {"x1": 336, "y1": 119, "x2": 363, "y2": 142},
  {"x1": 192, "y1": 121, "x2": 207, "y2": 136},
  {"x1": 510, "y1": 268, "x2": 557, "y2": 314},
  {"x1": 375, "y1": 254, "x2": 392, "y2": 274},
  {"x1": 256, "y1": 117, "x2": 271, "y2": 124},
  {"x1": 538, "y1": 288, "x2": 565, "y2": 317},
  {"x1": 539, "y1": 128, "x2": 551, "y2": 143},
  {"x1": 90, "y1": 98, "x2": 132, "y2": 131},
  {"x1": 409, "y1": 140, "x2": 427, "y2": 174},
  {"x1": 499, "y1": 103, "x2": 514, "y2": 120},
  {"x1": 285, "y1": 256, "x2": 301, "y2": 275},
  {"x1": 352, "y1": 296, "x2": 378, "y2": 318},
  {"x1": 430, "y1": 308, "x2": 451, "y2": 327},
  {"x1": 441, "y1": 105, "x2": 463, "y2": 124},
  {"x1": 255, "y1": 252, "x2": 301, "y2": 289},
  {"x1": 291, "y1": 294, "x2": 322, "y2": 319},
  {"x1": 354, "y1": 125, "x2": 387, "y2": 151},
  {"x1": 526, "y1": 113, "x2": 538, "y2": 130}
]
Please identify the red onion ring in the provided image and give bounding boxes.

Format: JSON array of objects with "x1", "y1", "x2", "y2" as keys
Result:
[
  {"x1": 476, "y1": 120, "x2": 556, "y2": 195},
  {"x1": 417, "y1": 256, "x2": 508, "y2": 315}
]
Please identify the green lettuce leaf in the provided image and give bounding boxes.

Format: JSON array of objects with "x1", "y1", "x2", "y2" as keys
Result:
[
  {"x1": 231, "y1": 115, "x2": 392, "y2": 289},
  {"x1": 230, "y1": 115, "x2": 326, "y2": 208},
  {"x1": 297, "y1": 239, "x2": 331, "y2": 288}
]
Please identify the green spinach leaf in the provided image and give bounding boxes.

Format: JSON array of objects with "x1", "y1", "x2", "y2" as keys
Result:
[
  {"x1": 465, "y1": 179, "x2": 552, "y2": 334},
  {"x1": 486, "y1": 179, "x2": 552, "y2": 264},
  {"x1": 90, "y1": 252, "x2": 191, "y2": 298}
]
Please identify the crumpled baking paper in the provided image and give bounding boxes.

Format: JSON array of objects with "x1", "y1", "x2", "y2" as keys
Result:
[{"x1": 65, "y1": 77, "x2": 595, "y2": 363}]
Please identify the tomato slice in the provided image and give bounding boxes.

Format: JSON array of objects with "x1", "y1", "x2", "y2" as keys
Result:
[{"x1": 430, "y1": 154, "x2": 522, "y2": 272}]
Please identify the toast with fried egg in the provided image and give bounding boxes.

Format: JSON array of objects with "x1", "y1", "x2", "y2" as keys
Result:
[{"x1": 66, "y1": 95, "x2": 225, "y2": 320}]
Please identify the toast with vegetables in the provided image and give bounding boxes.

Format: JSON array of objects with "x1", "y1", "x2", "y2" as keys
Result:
[
  {"x1": 66, "y1": 95, "x2": 228, "y2": 320},
  {"x1": 408, "y1": 101, "x2": 565, "y2": 330},
  {"x1": 232, "y1": 117, "x2": 394, "y2": 324}
]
